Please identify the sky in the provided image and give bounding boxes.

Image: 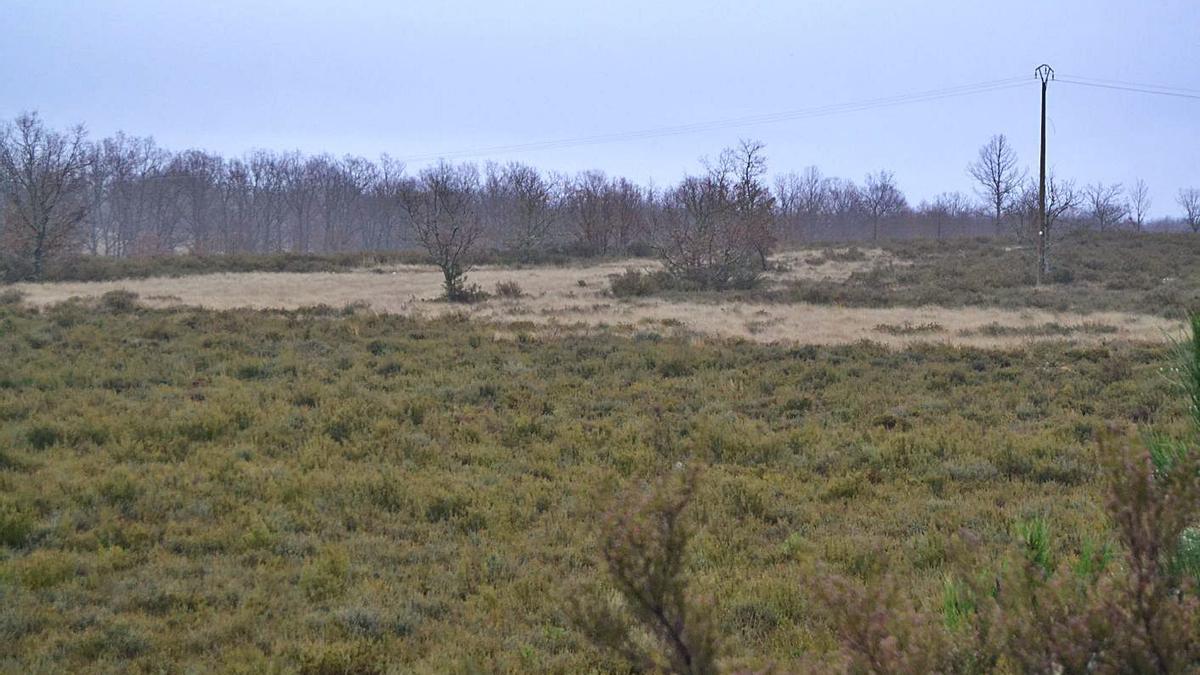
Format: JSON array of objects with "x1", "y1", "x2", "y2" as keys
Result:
[{"x1": 3, "y1": 0, "x2": 1198, "y2": 216}]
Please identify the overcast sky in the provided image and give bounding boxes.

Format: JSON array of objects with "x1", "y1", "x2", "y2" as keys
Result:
[{"x1": 3, "y1": 0, "x2": 1198, "y2": 216}]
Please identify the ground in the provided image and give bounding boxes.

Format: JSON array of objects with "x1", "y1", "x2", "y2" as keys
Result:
[
  {"x1": 0, "y1": 233, "x2": 1197, "y2": 672},
  {"x1": 13, "y1": 240, "x2": 1191, "y2": 347}
]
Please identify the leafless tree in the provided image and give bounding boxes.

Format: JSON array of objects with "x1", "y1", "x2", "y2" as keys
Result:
[
  {"x1": 1127, "y1": 179, "x2": 1151, "y2": 231},
  {"x1": 1084, "y1": 182, "x2": 1129, "y2": 231},
  {"x1": 823, "y1": 177, "x2": 862, "y2": 234},
  {"x1": 280, "y1": 152, "x2": 320, "y2": 253},
  {"x1": 399, "y1": 161, "x2": 483, "y2": 301},
  {"x1": 774, "y1": 165, "x2": 827, "y2": 242},
  {"x1": 362, "y1": 155, "x2": 407, "y2": 251},
  {"x1": 655, "y1": 175, "x2": 748, "y2": 289},
  {"x1": 4, "y1": 113, "x2": 1122, "y2": 267},
  {"x1": 0, "y1": 112, "x2": 91, "y2": 278},
  {"x1": 922, "y1": 191, "x2": 973, "y2": 239},
  {"x1": 607, "y1": 177, "x2": 650, "y2": 253},
  {"x1": 655, "y1": 142, "x2": 773, "y2": 289},
  {"x1": 1179, "y1": 188, "x2": 1200, "y2": 233},
  {"x1": 1013, "y1": 173, "x2": 1078, "y2": 276},
  {"x1": 773, "y1": 173, "x2": 802, "y2": 243},
  {"x1": 567, "y1": 171, "x2": 616, "y2": 256},
  {"x1": 721, "y1": 140, "x2": 775, "y2": 267},
  {"x1": 967, "y1": 134, "x2": 1025, "y2": 235},
  {"x1": 862, "y1": 170, "x2": 907, "y2": 240},
  {"x1": 485, "y1": 161, "x2": 559, "y2": 261}
]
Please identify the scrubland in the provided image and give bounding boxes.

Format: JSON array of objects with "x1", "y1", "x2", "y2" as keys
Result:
[
  {"x1": 1, "y1": 232, "x2": 1198, "y2": 672},
  {"x1": 14, "y1": 233, "x2": 1199, "y2": 348},
  {"x1": 0, "y1": 295, "x2": 1192, "y2": 672}
]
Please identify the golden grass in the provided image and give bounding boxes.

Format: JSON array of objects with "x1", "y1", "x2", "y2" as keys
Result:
[{"x1": 14, "y1": 252, "x2": 1182, "y2": 348}]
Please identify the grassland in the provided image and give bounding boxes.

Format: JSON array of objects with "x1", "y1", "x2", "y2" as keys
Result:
[
  {"x1": 0, "y1": 292, "x2": 1192, "y2": 672},
  {"x1": 14, "y1": 233, "x2": 1196, "y2": 348},
  {"x1": 772, "y1": 233, "x2": 1200, "y2": 317}
]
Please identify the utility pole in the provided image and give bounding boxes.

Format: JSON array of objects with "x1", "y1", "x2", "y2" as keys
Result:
[{"x1": 1035, "y1": 64, "x2": 1054, "y2": 285}]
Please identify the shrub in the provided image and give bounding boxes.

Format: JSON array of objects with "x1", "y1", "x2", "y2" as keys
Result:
[
  {"x1": 494, "y1": 279, "x2": 525, "y2": 298},
  {"x1": 0, "y1": 503, "x2": 34, "y2": 548},
  {"x1": 445, "y1": 281, "x2": 489, "y2": 304},
  {"x1": 299, "y1": 641, "x2": 385, "y2": 675},
  {"x1": 425, "y1": 495, "x2": 470, "y2": 523},
  {"x1": 101, "y1": 289, "x2": 140, "y2": 313},
  {"x1": 301, "y1": 547, "x2": 351, "y2": 602},
  {"x1": 609, "y1": 268, "x2": 661, "y2": 298},
  {"x1": 25, "y1": 424, "x2": 61, "y2": 450},
  {"x1": 574, "y1": 469, "x2": 722, "y2": 674},
  {"x1": 15, "y1": 550, "x2": 77, "y2": 590},
  {"x1": 0, "y1": 289, "x2": 24, "y2": 306},
  {"x1": 874, "y1": 321, "x2": 945, "y2": 336}
]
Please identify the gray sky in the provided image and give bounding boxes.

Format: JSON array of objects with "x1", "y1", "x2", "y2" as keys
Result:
[{"x1": 3, "y1": 0, "x2": 1198, "y2": 216}]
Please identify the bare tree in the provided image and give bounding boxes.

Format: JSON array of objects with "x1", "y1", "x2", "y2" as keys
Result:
[
  {"x1": 862, "y1": 170, "x2": 906, "y2": 241},
  {"x1": 1014, "y1": 173, "x2": 1078, "y2": 276},
  {"x1": 485, "y1": 162, "x2": 558, "y2": 261},
  {"x1": 280, "y1": 152, "x2": 320, "y2": 253},
  {"x1": 362, "y1": 154, "x2": 407, "y2": 251},
  {"x1": 773, "y1": 166, "x2": 826, "y2": 243},
  {"x1": 773, "y1": 173, "x2": 802, "y2": 243},
  {"x1": 1084, "y1": 182, "x2": 1128, "y2": 231},
  {"x1": 655, "y1": 143, "x2": 773, "y2": 289},
  {"x1": 823, "y1": 177, "x2": 862, "y2": 237},
  {"x1": 1179, "y1": 188, "x2": 1200, "y2": 233},
  {"x1": 607, "y1": 177, "x2": 650, "y2": 254},
  {"x1": 1127, "y1": 179, "x2": 1151, "y2": 231},
  {"x1": 923, "y1": 191, "x2": 973, "y2": 239},
  {"x1": 567, "y1": 171, "x2": 615, "y2": 256},
  {"x1": 967, "y1": 134, "x2": 1025, "y2": 235},
  {"x1": 656, "y1": 175, "x2": 749, "y2": 289},
  {"x1": 722, "y1": 140, "x2": 775, "y2": 267},
  {"x1": 399, "y1": 161, "x2": 483, "y2": 301},
  {"x1": 0, "y1": 112, "x2": 91, "y2": 279}
]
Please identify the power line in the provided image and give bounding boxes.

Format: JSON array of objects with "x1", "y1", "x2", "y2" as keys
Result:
[
  {"x1": 1057, "y1": 73, "x2": 1200, "y2": 96},
  {"x1": 396, "y1": 76, "x2": 1032, "y2": 162},
  {"x1": 1057, "y1": 77, "x2": 1200, "y2": 100}
]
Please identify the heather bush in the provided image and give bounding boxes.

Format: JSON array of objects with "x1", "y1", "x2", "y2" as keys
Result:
[
  {"x1": 493, "y1": 279, "x2": 525, "y2": 298},
  {"x1": 609, "y1": 267, "x2": 664, "y2": 297},
  {"x1": 0, "y1": 296, "x2": 1194, "y2": 671},
  {"x1": 579, "y1": 315, "x2": 1200, "y2": 673},
  {"x1": 573, "y1": 469, "x2": 722, "y2": 674}
]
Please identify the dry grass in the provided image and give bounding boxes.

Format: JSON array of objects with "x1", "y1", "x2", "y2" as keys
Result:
[{"x1": 13, "y1": 252, "x2": 1182, "y2": 348}]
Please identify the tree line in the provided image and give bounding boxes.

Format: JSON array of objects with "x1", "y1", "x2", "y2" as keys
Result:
[{"x1": 2, "y1": 112, "x2": 1198, "y2": 288}]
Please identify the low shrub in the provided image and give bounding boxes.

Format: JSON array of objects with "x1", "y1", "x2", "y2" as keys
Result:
[
  {"x1": 101, "y1": 289, "x2": 140, "y2": 313},
  {"x1": 0, "y1": 503, "x2": 34, "y2": 548},
  {"x1": 0, "y1": 288, "x2": 25, "y2": 306},
  {"x1": 494, "y1": 280, "x2": 525, "y2": 298},
  {"x1": 609, "y1": 268, "x2": 662, "y2": 297}
]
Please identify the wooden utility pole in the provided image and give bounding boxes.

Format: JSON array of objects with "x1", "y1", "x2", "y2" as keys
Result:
[{"x1": 1035, "y1": 64, "x2": 1054, "y2": 285}]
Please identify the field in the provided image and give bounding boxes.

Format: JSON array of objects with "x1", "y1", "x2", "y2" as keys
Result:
[
  {"x1": 1, "y1": 233, "x2": 1198, "y2": 672},
  {"x1": 13, "y1": 234, "x2": 1199, "y2": 348}
]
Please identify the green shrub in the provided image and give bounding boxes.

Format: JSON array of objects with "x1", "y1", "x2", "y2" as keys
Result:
[
  {"x1": 0, "y1": 503, "x2": 34, "y2": 548},
  {"x1": 25, "y1": 424, "x2": 61, "y2": 450},
  {"x1": 15, "y1": 550, "x2": 77, "y2": 590},
  {"x1": 425, "y1": 495, "x2": 470, "y2": 523},
  {"x1": 100, "y1": 289, "x2": 140, "y2": 313},
  {"x1": 301, "y1": 548, "x2": 351, "y2": 602},
  {"x1": 609, "y1": 268, "x2": 661, "y2": 297}
]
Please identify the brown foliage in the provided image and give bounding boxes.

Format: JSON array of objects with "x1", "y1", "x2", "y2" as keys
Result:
[{"x1": 574, "y1": 469, "x2": 723, "y2": 674}]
